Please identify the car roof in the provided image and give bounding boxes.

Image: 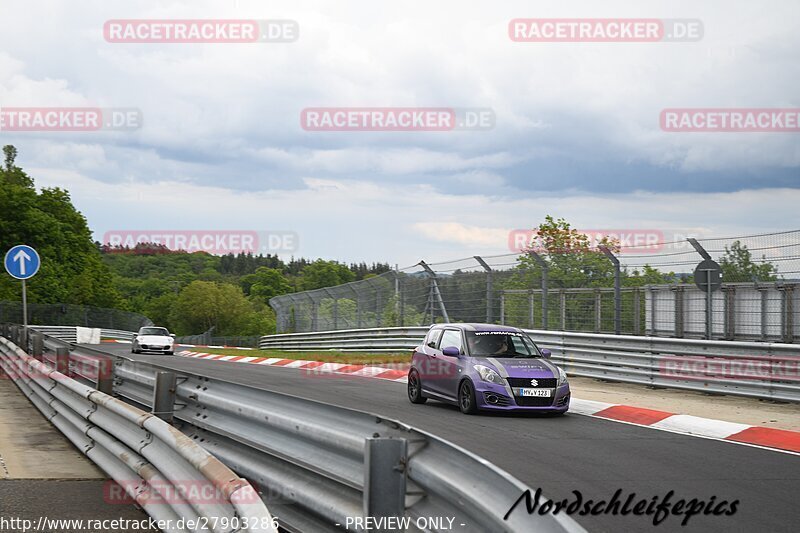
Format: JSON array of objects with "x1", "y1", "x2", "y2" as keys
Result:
[{"x1": 428, "y1": 323, "x2": 524, "y2": 333}]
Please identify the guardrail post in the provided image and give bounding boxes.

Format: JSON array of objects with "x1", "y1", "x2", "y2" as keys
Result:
[
  {"x1": 55, "y1": 346, "x2": 70, "y2": 377},
  {"x1": 152, "y1": 371, "x2": 177, "y2": 424},
  {"x1": 364, "y1": 437, "x2": 407, "y2": 527},
  {"x1": 97, "y1": 356, "x2": 114, "y2": 395},
  {"x1": 30, "y1": 332, "x2": 44, "y2": 360}
]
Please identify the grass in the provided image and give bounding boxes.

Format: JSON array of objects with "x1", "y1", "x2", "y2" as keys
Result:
[{"x1": 177, "y1": 347, "x2": 411, "y2": 365}]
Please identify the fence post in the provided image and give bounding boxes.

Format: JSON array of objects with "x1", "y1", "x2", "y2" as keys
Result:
[
  {"x1": 560, "y1": 290, "x2": 566, "y2": 330},
  {"x1": 474, "y1": 256, "x2": 493, "y2": 324},
  {"x1": 688, "y1": 238, "x2": 714, "y2": 339},
  {"x1": 633, "y1": 288, "x2": 641, "y2": 335},
  {"x1": 594, "y1": 290, "x2": 602, "y2": 333},
  {"x1": 500, "y1": 292, "x2": 505, "y2": 325},
  {"x1": 674, "y1": 286, "x2": 684, "y2": 338},
  {"x1": 363, "y1": 437, "x2": 407, "y2": 521},
  {"x1": 419, "y1": 261, "x2": 449, "y2": 323},
  {"x1": 528, "y1": 290, "x2": 535, "y2": 329},
  {"x1": 598, "y1": 245, "x2": 621, "y2": 335},
  {"x1": 152, "y1": 371, "x2": 177, "y2": 424},
  {"x1": 527, "y1": 251, "x2": 548, "y2": 329},
  {"x1": 759, "y1": 285, "x2": 767, "y2": 341},
  {"x1": 725, "y1": 286, "x2": 736, "y2": 340},
  {"x1": 784, "y1": 285, "x2": 795, "y2": 343}
]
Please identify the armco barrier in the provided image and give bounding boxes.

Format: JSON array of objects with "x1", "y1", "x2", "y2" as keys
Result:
[
  {"x1": 5, "y1": 324, "x2": 584, "y2": 533},
  {"x1": 258, "y1": 327, "x2": 800, "y2": 403},
  {"x1": 0, "y1": 334, "x2": 276, "y2": 533}
]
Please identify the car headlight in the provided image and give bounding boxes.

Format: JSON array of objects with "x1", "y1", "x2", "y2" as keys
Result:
[
  {"x1": 557, "y1": 366, "x2": 568, "y2": 386},
  {"x1": 474, "y1": 364, "x2": 504, "y2": 385}
]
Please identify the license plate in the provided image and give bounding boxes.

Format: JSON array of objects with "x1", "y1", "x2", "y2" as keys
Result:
[{"x1": 519, "y1": 388, "x2": 551, "y2": 397}]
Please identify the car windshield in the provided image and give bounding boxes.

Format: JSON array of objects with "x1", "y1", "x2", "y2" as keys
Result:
[
  {"x1": 465, "y1": 331, "x2": 541, "y2": 358},
  {"x1": 140, "y1": 327, "x2": 169, "y2": 336}
]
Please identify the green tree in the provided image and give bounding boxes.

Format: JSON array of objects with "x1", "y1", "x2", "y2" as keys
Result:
[
  {"x1": 0, "y1": 145, "x2": 120, "y2": 306},
  {"x1": 719, "y1": 240, "x2": 778, "y2": 282},
  {"x1": 242, "y1": 267, "x2": 292, "y2": 304},
  {"x1": 296, "y1": 260, "x2": 355, "y2": 291},
  {"x1": 169, "y1": 281, "x2": 252, "y2": 335}
]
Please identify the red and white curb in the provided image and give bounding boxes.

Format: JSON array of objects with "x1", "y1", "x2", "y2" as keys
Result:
[
  {"x1": 178, "y1": 350, "x2": 409, "y2": 382},
  {"x1": 570, "y1": 399, "x2": 800, "y2": 455},
  {"x1": 175, "y1": 349, "x2": 800, "y2": 456}
]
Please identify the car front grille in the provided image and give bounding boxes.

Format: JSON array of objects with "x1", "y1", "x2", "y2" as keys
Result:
[
  {"x1": 506, "y1": 377, "x2": 557, "y2": 388},
  {"x1": 514, "y1": 396, "x2": 555, "y2": 407}
]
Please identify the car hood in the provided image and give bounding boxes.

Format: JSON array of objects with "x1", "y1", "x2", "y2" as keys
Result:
[
  {"x1": 138, "y1": 335, "x2": 172, "y2": 344},
  {"x1": 479, "y1": 357, "x2": 558, "y2": 379}
]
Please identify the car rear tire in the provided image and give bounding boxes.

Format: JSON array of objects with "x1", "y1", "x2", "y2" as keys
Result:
[
  {"x1": 407, "y1": 370, "x2": 427, "y2": 404},
  {"x1": 166, "y1": 351, "x2": 174, "y2": 356},
  {"x1": 458, "y1": 379, "x2": 478, "y2": 415}
]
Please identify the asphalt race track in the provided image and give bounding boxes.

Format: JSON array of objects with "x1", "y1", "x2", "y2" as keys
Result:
[{"x1": 89, "y1": 344, "x2": 799, "y2": 533}]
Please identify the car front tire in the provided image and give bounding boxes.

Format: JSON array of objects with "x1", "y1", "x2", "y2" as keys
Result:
[
  {"x1": 408, "y1": 370, "x2": 427, "y2": 404},
  {"x1": 458, "y1": 379, "x2": 478, "y2": 415}
]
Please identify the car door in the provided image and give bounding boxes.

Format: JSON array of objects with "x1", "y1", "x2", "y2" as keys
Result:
[
  {"x1": 417, "y1": 328, "x2": 442, "y2": 393},
  {"x1": 429, "y1": 328, "x2": 463, "y2": 399}
]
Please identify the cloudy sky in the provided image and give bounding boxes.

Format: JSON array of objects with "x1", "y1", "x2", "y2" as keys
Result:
[{"x1": 1, "y1": 0, "x2": 798, "y2": 266}]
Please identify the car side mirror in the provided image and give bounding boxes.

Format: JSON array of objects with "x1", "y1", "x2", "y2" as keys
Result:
[
  {"x1": 170, "y1": 334, "x2": 176, "y2": 338},
  {"x1": 442, "y1": 346, "x2": 461, "y2": 357},
  {"x1": 540, "y1": 349, "x2": 551, "y2": 358}
]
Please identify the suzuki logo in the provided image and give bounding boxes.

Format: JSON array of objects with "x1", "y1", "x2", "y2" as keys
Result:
[{"x1": 530, "y1": 379, "x2": 538, "y2": 387}]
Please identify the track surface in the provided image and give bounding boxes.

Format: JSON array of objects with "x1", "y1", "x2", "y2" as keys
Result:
[{"x1": 91, "y1": 345, "x2": 800, "y2": 533}]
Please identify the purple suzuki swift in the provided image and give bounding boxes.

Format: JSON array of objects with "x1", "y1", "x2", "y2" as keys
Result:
[{"x1": 407, "y1": 324, "x2": 570, "y2": 415}]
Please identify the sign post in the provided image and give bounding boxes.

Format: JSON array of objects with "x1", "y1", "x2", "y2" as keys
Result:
[
  {"x1": 693, "y1": 258, "x2": 722, "y2": 339},
  {"x1": 4, "y1": 245, "x2": 41, "y2": 328}
]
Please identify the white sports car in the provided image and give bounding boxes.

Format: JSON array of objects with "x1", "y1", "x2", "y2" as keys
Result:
[{"x1": 132, "y1": 326, "x2": 175, "y2": 355}]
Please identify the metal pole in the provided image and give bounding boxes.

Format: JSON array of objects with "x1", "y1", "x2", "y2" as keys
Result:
[
  {"x1": 474, "y1": 256, "x2": 493, "y2": 323},
  {"x1": 688, "y1": 239, "x2": 714, "y2": 340},
  {"x1": 21, "y1": 279, "x2": 28, "y2": 328},
  {"x1": 526, "y1": 251, "x2": 548, "y2": 329},
  {"x1": 598, "y1": 245, "x2": 621, "y2": 335},
  {"x1": 152, "y1": 371, "x2": 177, "y2": 424},
  {"x1": 418, "y1": 261, "x2": 450, "y2": 323}
]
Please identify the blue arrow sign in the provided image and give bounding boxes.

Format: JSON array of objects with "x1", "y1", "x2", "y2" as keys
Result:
[{"x1": 4, "y1": 245, "x2": 41, "y2": 280}]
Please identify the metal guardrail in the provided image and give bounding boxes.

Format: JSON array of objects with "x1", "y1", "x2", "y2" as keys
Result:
[
  {"x1": 259, "y1": 327, "x2": 800, "y2": 403},
  {"x1": 101, "y1": 328, "x2": 136, "y2": 341},
  {"x1": 0, "y1": 327, "x2": 276, "y2": 533},
  {"x1": 4, "y1": 323, "x2": 584, "y2": 533}
]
